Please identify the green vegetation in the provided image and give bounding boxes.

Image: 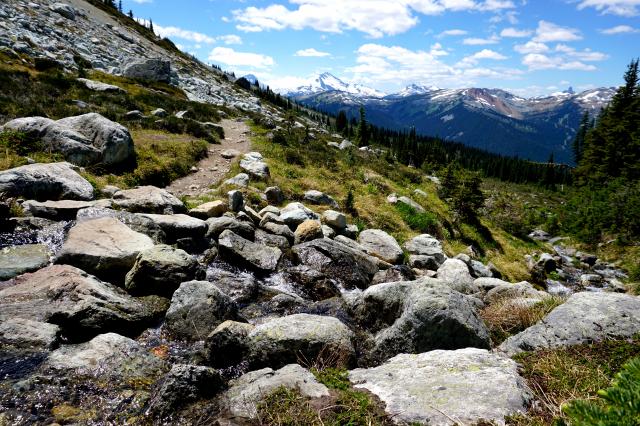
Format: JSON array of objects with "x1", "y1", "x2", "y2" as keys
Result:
[
  {"x1": 395, "y1": 202, "x2": 440, "y2": 235},
  {"x1": 563, "y1": 356, "x2": 640, "y2": 425},
  {"x1": 510, "y1": 337, "x2": 640, "y2": 425},
  {"x1": 255, "y1": 368, "x2": 392, "y2": 426}
]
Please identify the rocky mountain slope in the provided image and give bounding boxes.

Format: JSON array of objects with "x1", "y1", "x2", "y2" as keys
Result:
[
  {"x1": 0, "y1": 1, "x2": 638, "y2": 425},
  {"x1": 283, "y1": 73, "x2": 615, "y2": 164}
]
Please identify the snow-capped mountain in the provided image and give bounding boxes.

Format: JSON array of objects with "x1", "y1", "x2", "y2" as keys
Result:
[
  {"x1": 281, "y1": 72, "x2": 385, "y2": 98},
  {"x1": 285, "y1": 74, "x2": 616, "y2": 164}
]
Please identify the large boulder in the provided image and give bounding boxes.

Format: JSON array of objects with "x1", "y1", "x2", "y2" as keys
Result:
[
  {"x1": 351, "y1": 278, "x2": 490, "y2": 363},
  {"x1": 124, "y1": 245, "x2": 201, "y2": 297},
  {"x1": 189, "y1": 200, "x2": 227, "y2": 219},
  {"x1": 206, "y1": 216, "x2": 255, "y2": 240},
  {"x1": 357, "y1": 229, "x2": 403, "y2": 264},
  {"x1": 500, "y1": 292, "x2": 640, "y2": 356},
  {"x1": 164, "y1": 280, "x2": 239, "y2": 341},
  {"x1": 0, "y1": 162, "x2": 94, "y2": 201},
  {"x1": 23, "y1": 199, "x2": 108, "y2": 221},
  {"x1": 0, "y1": 244, "x2": 50, "y2": 281},
  {"x1": 303, "y1": 190, "x2": 339, "y2": 209},
  {"x1": 218, "y1": 230, "x2": 282, "y2": 273},
  {"x1": 56, "y1": 217, "x2": 154, "y2": 283},
  {"x1": 279, "y1": 202, "x2": 319, "y2": 228},
  {"x1": 402, "y1": 234, "x2": 446, "y2": 267},
  {"x1": 247, "y1": 313, "x2": 355, "y2": 369},
  {"x1": 436, "y1": 258, "x2": 478, "y2": 294},
  {"x1": 206, "y1": 268, "x2": 260, "y2": 303},
  {"x1": 222, "y1": 364, "x2": 330, "y2": 420},
  {"x1": 123, "y1": 58, "x2": 171, "y2": 82},
  {"x1": 292, "y1": 238, "x2": 378, "y2": 289},
  {"x1": 349, "y1": 348, "x2": 532, "y2": 425},
  {"x1": 0, "y1": 265, "x2": 160, "y2": 341},
  {"x1": 113, "y1": 186, "x2": 185, "y2": 214},
  {"x1": 322, "y1": 210, "x2": 347, "y2": 230},
  {"x1": 2, "y1": 114, "x2": 135, "y2": 167},
  {"x1": 45, "y1": 333, "x2": 167, "y2": 380},
  {"x1": 76, "y1": 206, "x2": 166, "y2": 243},
  {"x1": 136, "y1": 213, "x2": 207, "y2": 243},
  {"x1": 203, "y1": 320, "x2": 255, "y2": 367}
]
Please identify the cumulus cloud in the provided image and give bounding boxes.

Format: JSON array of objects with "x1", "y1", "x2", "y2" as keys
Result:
[
  {"x1": 438, "y1": 29, "x2": 469, "y2": 37},
  {"x1": 232, "y1": 0, "x2": 515, "y2": 38},
  {"x1": 295, "y1": 48, "x2": 331, "y2": 57},
  {"x1": 600, "y1": 24, "x2": 639, "y2": 34},
  {"x1": 458, "y1": 48, "x2": 508, "y2": 67},
  {"x1": 554, "y1": 44, "x2": 608, "y2": 61},
  {"x1": 208, "y1": 47, "x2": 274, "y2": 69},
  {"x1": 153, "y1": 24, "x2": 243, "y2": 46},
  {"x1": 500, "y1": 27, "x2": 532, "y2": 37},
  {"x1": 514, "y1": 41, "x2": 549, "y2": 54},
  {"x1": 463, "y1": 35, "x2": 501, "y2": 45},
  {"x1": 522, "y1": 53, "x2": 597, "y2": 71},
  {"x1": 575, "y1": 0, "x2": 640, "y2": 16},
  {"x1": 532, "y1": 21, "x2": 582, "y2": 43}
]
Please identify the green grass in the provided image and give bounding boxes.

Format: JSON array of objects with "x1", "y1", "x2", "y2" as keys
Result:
[{"x1": 510, "y1": 337, "x2": 640, "y2": 425}]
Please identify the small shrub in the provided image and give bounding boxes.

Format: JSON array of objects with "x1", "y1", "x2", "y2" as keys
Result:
[
  {"x1": 34, "y1": 58, "x2": 63, "y2": 72},
  {"x1": 271, "y1": 130, "x2": 289, "y2": 146},
  {"x1": 0, "y1": 130, "x2": 42, "y2": 155},
  {"x1": 284, "y1": 148, "x2": 305, "y2": 166},
  {"x1": 344, "y1": 188, "x2": 356, "y2": 216}
]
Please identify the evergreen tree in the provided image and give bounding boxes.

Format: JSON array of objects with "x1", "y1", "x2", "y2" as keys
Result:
[
  {"x1": 572, "y1": 110, "x2": 590, "y2": 164},
  {"x1": 453, "y1": 173, "x2": 485, "y2": 220},
  {"x1": 149, "y1": 19, "x2": 154, "y2": 34},
  {"x1": 355, "y1": 106, "x2": 369, "y2": 146},
  {"x1": 128, "y1": 9, "x2": 133, "y2": 18},
  {"x1": 118, "y1": 0, "x2": 122, "y2": 13},
  {"x1": 438, "y1": 163, "x2": 459, "y2": 200},
  {"x1": 335, "y1": 110, "x2": 348, "y2": 134}
]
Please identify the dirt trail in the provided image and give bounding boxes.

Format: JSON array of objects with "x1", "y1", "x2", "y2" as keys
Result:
[{"x1": 165, "y1": 119, "x2": 252, "y2": 198}]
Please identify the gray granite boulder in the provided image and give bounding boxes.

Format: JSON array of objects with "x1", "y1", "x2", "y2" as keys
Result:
[{"x1": 0, "y1": 162, "x2": 94, "y2": 201}]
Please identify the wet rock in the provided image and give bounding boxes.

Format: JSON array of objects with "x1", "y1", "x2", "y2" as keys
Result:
[
  {"x1": 0, "y1": 265, "x2": 158, "y2": 341},
  {"x1": 222, "y1": 364, "x2": 330, "y2": 419},
  {"x1": 113, "y1": 186, "x2": 185, "y2": 214},
  {"x1": 0, "y1": 318, "x2": 60, "y2": 350},
  {"x1": 294, "y1": 219, "x2": 323, "y2": 245},
  {"x1": 46, "y1": 332, "x2": 167, "y2": 380},
  {"x1": 371, "y1": 265, "x2": 416, "y2": 285},
  {"x1": 206, "y1": 268, "x2": 260, "y2": 303},
  {"x1": 189, "y1": 200, "x2": 227, "y2": 219},
  {"x1": 123, "y1": 58, "x2": 171, "y2": 82},
  {"x1": 500, "y1": 292, "x2": 640, "y2": 356},
  {"x1": 206, "y1": 216, "x2": 255, "y2": 240},
  {"x1": 76, "y1": 207, "x2": 166, "y2": 243},
  {"x1": 358, "y1": 229, "x2": 404, "y2": 264},
  {"x1": 56, "y1": 217, "x2": 154, "y2": 283},
  {"x1": 303, "y1": 190, "x2": 339, "y2": 209},
  {"x1": 292, "y1": 238, "x2": 378, "y2": 290},
  {"x1": 0, "y1": 244, "x2": 50, "y2": 281},
  {"x1": 436, "y1": 258, "x2": 478, "y2": 294},
  {"x1": 351, "y1": 278, "x2": 490, "y2": 363},
  {"x1": 124, "y1": 245, "x2": 201, "y2": 297},
  {"x1": 254, "y1": 228, "x2": 290, "y2": 251},
  {"x1": 0, "y1": 162, "x2": 94, "y2": 201},
  {"x1": 247, "y1": 314, "x2": 354, "y2": 369},
  {"x1": 349, "y1": 348, "x2": 532, "y2": 425},
  {"x1": 284, "y1": 265, "x2": 341, "y2": 301},
  {"x1": 580, "y1": 273, "x2": 603, "y2": 287},
  {"x1": 218, "y1": 230, "x2": 282, "y2": 272},
  {"x1": 164, "y1": 280, "x2": 239, "y2": 341},
  {"x1": 203, "y1": 320, "x2": 254, "y2": 367},
  {"x1": 137, "y1": 213, "x2": 207, "y2": 243},
  {"x1": 148, "y1": 364, "x2": 223, "y2": 416},
  {"x1": 22, "y1": 199, "x2": 108, "y2": 221}
]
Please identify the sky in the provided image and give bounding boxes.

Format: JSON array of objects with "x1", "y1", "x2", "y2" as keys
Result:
[{"x1": 122, "y1": 0, "x2": 640, "y2": 96}]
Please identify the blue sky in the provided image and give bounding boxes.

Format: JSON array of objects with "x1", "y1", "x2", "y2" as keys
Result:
[{"x1": 123, "y1": 0, "x2": 640, "y2": 96}]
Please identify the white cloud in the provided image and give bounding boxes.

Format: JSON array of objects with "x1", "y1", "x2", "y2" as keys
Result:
[
  {"x1": 430, "y1": 42, "x2": 449, "y2": 56},
  {"x1": 514, "y1": 41, "x2": 549, "y2": 54},
  {"x1": 132, "y1": 0, "x2": 152, "y2": 3},
  {"x1": 458, "y1": 48, "x2": 507, "y2": 67},
  {"x1": 438, "y1": 29, "x2": 468, "y2": 37},
  {"x1": 208, "y1": 47, "x2": 275, "y2": 69},
  {"x1": 153, "y1": 24, "x2": 243, "y2": 46},
  {"x1": 532, "y1": 20, "x2": 582, "y2": 43},
  {"x1": 554, "y1": 44, "x2": 608, "y2": 61},
  {"x1": 600, "y1": 24, "x2": 639, "y2": 34},
  {"x1": 500, "y1": 27, "x2": 532, "y2": 37},
  {"x1": 522, "y1": 53, "x2": 596, "y2": 71},
  {"x1": 463, "y1": 35, "x2": 500, "y2": 45},
  {"x1": 295, "y1": 48, "x2": 331, "y2": 57},
  {"x1": 232, "y1": 0, "x2": 515, "y2": 38},
  {"x1": 575, "y1": 0, "x2": 640, "y2": 16},
  {"x1": 218, "y1": 35, "x2": 243, "y2": 45}
]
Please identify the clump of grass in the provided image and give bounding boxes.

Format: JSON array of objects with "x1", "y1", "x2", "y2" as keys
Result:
[
  {"x1": 395, "y1": 202, "x2": 439, "y2": 235},
  {"x1": 481, "y1": 296, "x2": 564, "y2": 345},
  {"x1": 511, "y1": 337, "x2": 640, "y2": 424}
]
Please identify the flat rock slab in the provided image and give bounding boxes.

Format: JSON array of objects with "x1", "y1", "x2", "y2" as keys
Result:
[
  {"x1": 499, "y1": 292, "x2": 640, "y2": 356},
  {"x1": 56, "y1": 217, "x2": 154, "y2": 283},
  {"x1": 349, "y1": 348, "x2": 532, "y2": 425},
  {"x1": 223, "y1": 364, "x2": 330, "y2": 419},
  {"x1": 113, "y1": 186, "x2": 185, "y2": 214},
  {"x1": 23, "y1": 199, "x2": 110, "y2": 221},
  {"x1": 0, "y1": 162, "x2": 94, "y2": 201},
  {"x1": 0, "y1": 244, "x2": 50, "y2": 281}
]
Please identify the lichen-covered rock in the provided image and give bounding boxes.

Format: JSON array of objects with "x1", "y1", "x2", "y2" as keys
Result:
[
  {"x1": 349, "y1": 348, "x2": 532, "y2": 425},
  {"x1": 0, "y1": 265, "x2": 159, "y2": 341},
  {"x1": 123, "y1": 58, "x2": 171, "y2": 82},
  {"x1": 124, "y1": 245, "x2": 201, "y2": 297},
  {"x1": 56, "y1": 217, "x2": 154, "y2": 283},
  {"x1": 0, "y1": 244, "x2": 50, "y2": 281},
  {"x1": 322, "y1": 210, "x2": 347, "y2": 229},
  {"x1": 206, "y1": 216, "x2": 255, "y2": 240},
  {"x1": 0, "y1": 162, "x2": 94, "y2": 201},
  {"x1": 303, "y1": 190, "x2": 339, "y2": 209},
  {"x1": 247, "y1": 313, "x2": 355, "y2": 369},
  {"x1": 136, "y1": 213, "x2": 207, "y2": 243},
  {"x1": 113, "y1": 186, "x2": 185, "y2": 214},
  {"x1": 218, "y1": 230, "x2": 282, "y2": 272},
  {"x1": 239, "y1": 152, "x2": 269, "y2": 179},
  {"x1": 351, "y1": 278, "x2": 490, "y2": 362},
  {"x1": 164, "y1": 281, "x2": 239, "y2": 341},
  {"x1": 357, "y1": 229, "x2": 404, "y2": 264},
  {"x1": 499, "y1": 292, "x2": 640, "y2": 356},
  {"x1": 436, "y1": 258, "x2": 478, "y2": 294},
  {"x1": 223, "y1": 364, "x2": 330, "y2": 419}
]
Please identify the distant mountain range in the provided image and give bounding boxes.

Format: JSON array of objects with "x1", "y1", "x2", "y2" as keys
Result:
[{"x1": 276, "y1": 73, "x2": 615, "y2": 164}]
